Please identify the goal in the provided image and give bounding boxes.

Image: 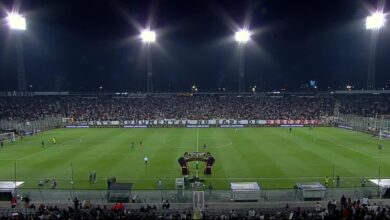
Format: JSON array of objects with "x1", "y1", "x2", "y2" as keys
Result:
[
  {"x1": 0, "y1": 132, "x2": 15, "y2": 143},
  {"x1": 379, "y1": 130, "x2": 390, "y2": 140}
]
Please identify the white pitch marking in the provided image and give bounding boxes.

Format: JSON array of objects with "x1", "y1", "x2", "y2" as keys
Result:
[
  {"x1": 196, "y1": 128, "x2": 199, "y2": 152},
  {"x1": 18, "y1": 146, "x2": 54, "y2": 160},
  {"x1": 11, "y1": 137, "x2": 84, "y2": 161},
  {"x1": 214, "y1": 140, "x2": 233, "y2": 149}
]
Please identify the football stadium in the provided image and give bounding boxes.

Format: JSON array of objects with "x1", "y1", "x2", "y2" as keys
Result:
[{"x1": 0, "y1": 0, "x2": 390, "y2": 219}]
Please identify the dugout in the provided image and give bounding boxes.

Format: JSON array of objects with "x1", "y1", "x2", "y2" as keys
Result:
[
  {"x1": 230, "y1": 182, "x2": 261, "y2": 201},
  {"x1": 295, "y1": 182, "x2": 326, "y2": 201},
  {"x1": 382, "y1": 187, "x2": 390, "y2": 198},
  {"x1": 369, "y1": 179, "x2": 390, "y2": 198},
  {"x1": 107, "y1": 183, "x2": 132, "y2": 203},
  {"x1": 0, "y1": 181, "x2": 24, "y2": 201}
]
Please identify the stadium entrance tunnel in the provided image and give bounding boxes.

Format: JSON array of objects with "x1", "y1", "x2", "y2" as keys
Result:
[
  {"x1": 178, "y1": 152, "x2": 215, "y2": 175},
  {"x1": 107, "y1": 183, "x2": 133, "y2": 203}
]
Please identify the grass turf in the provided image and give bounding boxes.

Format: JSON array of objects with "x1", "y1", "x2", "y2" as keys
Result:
[{"x1": 0, "y1": 127, "x2": 389, "y2": 190}]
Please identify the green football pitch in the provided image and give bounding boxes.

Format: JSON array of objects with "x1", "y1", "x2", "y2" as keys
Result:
[{"x1": 0, "y1": 127, "x2": 389, "y2": 190}]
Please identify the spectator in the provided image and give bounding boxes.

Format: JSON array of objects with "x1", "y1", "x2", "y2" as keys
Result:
[{"x1": 11, "y1": 196, "x2": 17, "y2": 208}]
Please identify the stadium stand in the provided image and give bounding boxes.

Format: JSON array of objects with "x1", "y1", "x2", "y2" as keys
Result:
[
  {"x1": 1, "y1": 93, "x2": 390, "y2": 219},
  {"x1": 1, "y1": 94, "x2": 377, "y2": 121},
  {"x1": 1, "y1": 94, "x2": 389, "y2": 122},
  {"x1": 1, "y1": 196, "x2": 390, "y2": 219},
  {"x1": 338, "y1": 95, "x2": 390, "y2": 117}
]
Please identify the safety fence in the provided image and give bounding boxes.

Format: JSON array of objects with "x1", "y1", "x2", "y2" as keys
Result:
[
  {"x1": 337, "y1": 114, "x2": 390, "y2": 133},
  {"x1": 0, "y1": 117, "x2": 65, "y2": 133},
  {"x1": 7, "y1": 186, "x2": 384, "y2": 205}
]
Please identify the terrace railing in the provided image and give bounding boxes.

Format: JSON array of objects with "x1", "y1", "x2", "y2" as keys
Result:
[
  {"x1": 337, "y1": 114, "x2": 390, "y2": 133},
  {"x1": 0, "y1": 117, "x2": 65, "y2": 133},
  {"x1": 10, "y1": 186, "x2": 384, "y2": 205}
]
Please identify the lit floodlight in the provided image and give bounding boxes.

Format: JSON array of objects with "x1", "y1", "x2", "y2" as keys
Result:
[
  {"x1": 366, "y1": 13, "x2": 385, "y2": 30},
  {"x1": 141, "y1": 30, "x2": 156, "y2": 43},
  {"x1": 235, "y1": 30, "x2": 250, "y2": 43},
  {"x1": 7, "y1": 13, "x2": 26, "y2": 30}
]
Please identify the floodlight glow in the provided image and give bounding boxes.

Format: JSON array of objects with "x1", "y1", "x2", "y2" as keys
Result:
[
  {"x1": 235, "y1": 30, "x2": 250, "y2": 43},
  {"x1": 7, "y1": 13, "x2": 26, "y2": 30},
  {"x1": 141, "y1": 30, "x2": 156, "y2": 43},
  {"x1": 366, "y1": 13, "x2": 385, "y2": 30}
]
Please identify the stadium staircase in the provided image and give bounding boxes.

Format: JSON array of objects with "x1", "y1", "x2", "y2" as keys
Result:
[{"x1": 333, "y1": 99, "x2": 340, "y2": 116}]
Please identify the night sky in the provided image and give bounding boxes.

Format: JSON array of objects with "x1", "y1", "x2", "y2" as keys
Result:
[{"x1": 0, "y1": 0, "x2": 389, "y2": 92}]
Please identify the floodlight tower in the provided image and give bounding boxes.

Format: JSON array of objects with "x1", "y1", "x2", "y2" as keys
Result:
[
  {"x1": 141, "y1": 30, "x2": 156, "y2": 93},
  {"x1": 7, "y1": 13, "x2": 27, "y2": 93},
  {"x1": 235, "y1": 30, "x2": 250, "y2": 93},
  {"x1": 366, "y1": 12, "x2": 385, "y2": 90}
]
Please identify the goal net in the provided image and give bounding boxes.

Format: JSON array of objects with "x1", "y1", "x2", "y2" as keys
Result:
[
  {"x1": 379, "y1": 130, "x2": 390, "y2": 140},
  {"x1": 0, "y1": 132, "x2": 15, "y2": 143}
]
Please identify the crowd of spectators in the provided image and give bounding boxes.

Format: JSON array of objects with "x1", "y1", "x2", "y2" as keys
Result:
[
  {"x1": 0, "y1": 97, "x2": 63, "y2": 121},
  {"x1": 0, "y1": 94, "x2": 389, "y2": 122},
  {"x1": 63, "y1": 96, "x2": 335, "y2": 121},
  {"x1": 1, "y1": 195, "x2": 390, "y2": 219},
  {"x1": 0, "y1": 95, "x2": 334, "y2": 121},
  {"x1": 338, "y1": 95, "x2": 390, "y2": 117}
]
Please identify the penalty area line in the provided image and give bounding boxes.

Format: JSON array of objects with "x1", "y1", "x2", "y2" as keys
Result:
[
  {"x1": 214, "y1": 140, "x2": 233, "y2": 149},
  {"x1": 19, "y1": 139, "x2": 82, "y2": 160},
  {"x1": 0, "y1": 145, "x2": 56, "y2": 161},
  {"x1": 18, "y1": 146, "x2": 55, "y2": 161}
]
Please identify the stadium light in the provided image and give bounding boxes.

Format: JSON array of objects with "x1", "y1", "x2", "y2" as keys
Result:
[
  {"x1": 7, "y1": 13, "x2": 27, "y2": 31},
  {"x1": 235, "y1": 30, "x2": 250, "y2": 43},
  {"x1": 235, "y1": 29, "x2": 250, "y2": 93},
  {"x1": 191, "y1": 85, "x2": 198, "y2": 92},
  {"x1": 140, "y1": 29, "x2": 156, "y2": 93},
  {"x1": 366, "y1": 13, "x2": 385, "y2": 30},
  {"x1": 6, "y1": 12, "x2": 27, "y2": 93},
  {"x1": 366, "y1": 12, "x2": 386, "y2": 90},
  {"x1": 251, "y1": 85, "x2": 257, "y2": 92},
  {"x1": 141, "y1": 30, "x2": 156, "y2": 43}
]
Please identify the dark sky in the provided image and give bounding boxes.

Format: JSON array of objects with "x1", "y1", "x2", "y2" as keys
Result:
[{"x1": 0, "y1": 0, "x2": 389, "y2": 92}]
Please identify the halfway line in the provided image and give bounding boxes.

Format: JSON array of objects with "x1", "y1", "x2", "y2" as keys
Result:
[{"x1": 196, "y1": 128, "x2": 199, "y2": 152}]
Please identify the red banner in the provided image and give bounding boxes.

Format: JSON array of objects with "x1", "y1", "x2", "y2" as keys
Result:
[{"x1": 266, "y1": 119, "x2": 319, "y2": 125}]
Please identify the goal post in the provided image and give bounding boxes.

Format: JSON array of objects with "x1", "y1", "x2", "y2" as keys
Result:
[
  {"x1": 378, "y1": 115, "x2": 390, "y2": 140},
  {"x1": 379, "y1": 130, "x2": 390, "y2": 140},
  {"x1": 0, "y1": 132, "x2": 16, "y2": 143}
]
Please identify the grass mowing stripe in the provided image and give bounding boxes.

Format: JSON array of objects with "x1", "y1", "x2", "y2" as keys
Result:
[{"x1": 0, "y1": 127, "x2": 389, "y2": 189}]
